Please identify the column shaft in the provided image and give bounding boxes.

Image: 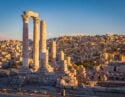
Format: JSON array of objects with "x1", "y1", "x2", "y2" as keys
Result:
[
  {"x1": 63, "y1": 60, "x2": 68, "y2": 72},
  {"x1": 33, "y1": 18, "x2": 39, "y2": 71},
  {"x1": 40, "y1": 20, "x2": 46, "y2": 53},
  {"x1": 52, "y1": 41, "x2": 56, "y2": 59},
  {"x1": 45, "y1": 49, "x2": 49, "y2": 69},
  {"x1": 51, "y1": 41, "x2": 56, "y2": 66},
  {"x1": 67, "y1": 57, "x2": 71, "y2": 65},
  {"x1": 60, "y1": 51, "x2": 64, "y2": 61},
  {"x1": 22, "y1": 18, "x2": 29, "y2": 70},
  {"x1": 40, "y1": 20, "x2": 47, "y2": 71}
]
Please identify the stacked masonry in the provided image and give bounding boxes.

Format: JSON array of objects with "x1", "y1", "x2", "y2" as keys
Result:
[{"x1": 21, "y1": 11, "x2": 78, "y2": 87}]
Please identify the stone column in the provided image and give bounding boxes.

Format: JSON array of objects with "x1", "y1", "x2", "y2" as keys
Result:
[
  {"x1": 45, "y1": 49, "x2": 49, "y2": 69},
  {"x1": 60, "y1": 51, "x2": 67, "y2": 73},
  {"x1": 33, "y1": 17, "x2": 39, "y2": 71},
  {"x1": 60, "y1": 51, "x2": 64, "y2": 61},
  {"x1": 40, "y1": 20, "x2": 47, "y2": 70},
  {"x1": 51, "y1": 41, "x2": 56, "y2": 66},
  {"x1": 63, "y1": 60, "x2": 68, "y2": 72},
  {"x1": 121, "y1": 55, "x2": 125, "y2": 62},
  {"x1": 40, "y1": 20, "x2": 46, "y2": 53},
  {"x1": 52, "y1": 41, "x2": 56, "y2": 59},
  {"x1": 22, "y1": 15, "x2": 29, "y2": 70},
  {"x1": 67, "y1": 56, "x2": 71, "y2": 66}
]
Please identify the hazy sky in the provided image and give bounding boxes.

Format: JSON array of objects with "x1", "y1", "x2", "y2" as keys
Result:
[{"x1": 0, "y1": 0, "x2": 125, "y2": 40}]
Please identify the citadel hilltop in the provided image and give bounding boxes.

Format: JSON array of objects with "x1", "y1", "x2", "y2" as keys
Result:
[
  {"x1": 0, "y1": 11, "x2": 78, "y2": 90},
  {"x1": 0, "y1": 11, "x2": 125, "y2": 96},
  {"x1": 20, "y1": 11, "x2": 78, "y2": 87}
]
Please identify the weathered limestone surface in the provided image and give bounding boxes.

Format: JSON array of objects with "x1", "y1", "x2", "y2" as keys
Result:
[
  {"x1": 20, "y1": 10, "x2": 78, "y2": 88},
  {"x1": 22, "y1": 14, "x2": 29, "y2": 71},
  {"x1": 51, "y1": 41, "x2": 56, "y2": 68},
  {"x1": 67, "y1": 56, "x2": 71, "y2": 66},
  {"x1": 57, "y1": 51, "x2": 78, "y2": 87},
  {"x1": 40, "y1": 20, "x2": 46, "y2": 53},
  {"x1": 22, "y1": 11, "x2": 40, "y2": 72},
  {"x1": 45, "y1": 49, "x2": 49, "y2": 72},
  {"x1": 33, "y1": 17, "x2": 39, "y2": 71},
  {"x1": 40, "y1": 20, "x2": 47, "y2": 72},
  {"x1": 51, "y1": 41, "x2": 56, "y2": 59},
  {"x1": 60, "y1": 51, "x2": 64, "y2": 61},
  {"x1": 24, "y1": 11, "x2": 39, "y2": 18}
]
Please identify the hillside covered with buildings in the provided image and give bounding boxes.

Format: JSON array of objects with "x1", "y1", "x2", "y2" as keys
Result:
[
  {"x1": 0, "y1": 34, "x2": 125, "y2": 88},
  {"x1": 0, "y1": 34, "x2": 125, "y2": 69},
  {"x1": 49, "y1": 34, "x2": 125, "y2": 67}
]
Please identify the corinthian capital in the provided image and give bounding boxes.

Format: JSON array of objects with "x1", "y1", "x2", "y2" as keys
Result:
[
  {"x1": 33, "y1": 17, "x2": 39, "y2": 24},
  {"x1": 22, "y1": 14, "x2": 29, "y2": 23}
]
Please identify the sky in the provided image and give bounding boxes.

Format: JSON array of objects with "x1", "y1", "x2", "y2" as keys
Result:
[{"x1": 0, "y1": 0, "x2": 125, "y2": 40}]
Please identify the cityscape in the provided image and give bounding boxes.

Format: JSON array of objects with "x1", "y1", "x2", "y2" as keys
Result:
[{"x1": 0, "y1": 0, "x2": 125, "y2": 97}]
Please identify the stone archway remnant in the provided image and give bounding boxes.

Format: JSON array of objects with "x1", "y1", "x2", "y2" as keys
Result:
[{"x1": 22, "y1": 11, "x2": 39, "y2": 71}]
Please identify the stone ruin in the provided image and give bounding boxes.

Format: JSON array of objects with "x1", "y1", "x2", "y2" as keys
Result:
[{"x1": 13, "y1": 11, "x2": 78, "y2": 88}]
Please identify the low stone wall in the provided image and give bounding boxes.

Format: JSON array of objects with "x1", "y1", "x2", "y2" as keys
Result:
[
  {"x1": 97, "y1": 81, "x2": 125, "y2": 87},
  {"x1": 65, "y1": 87, "x2": 125, "y2": 97}
]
